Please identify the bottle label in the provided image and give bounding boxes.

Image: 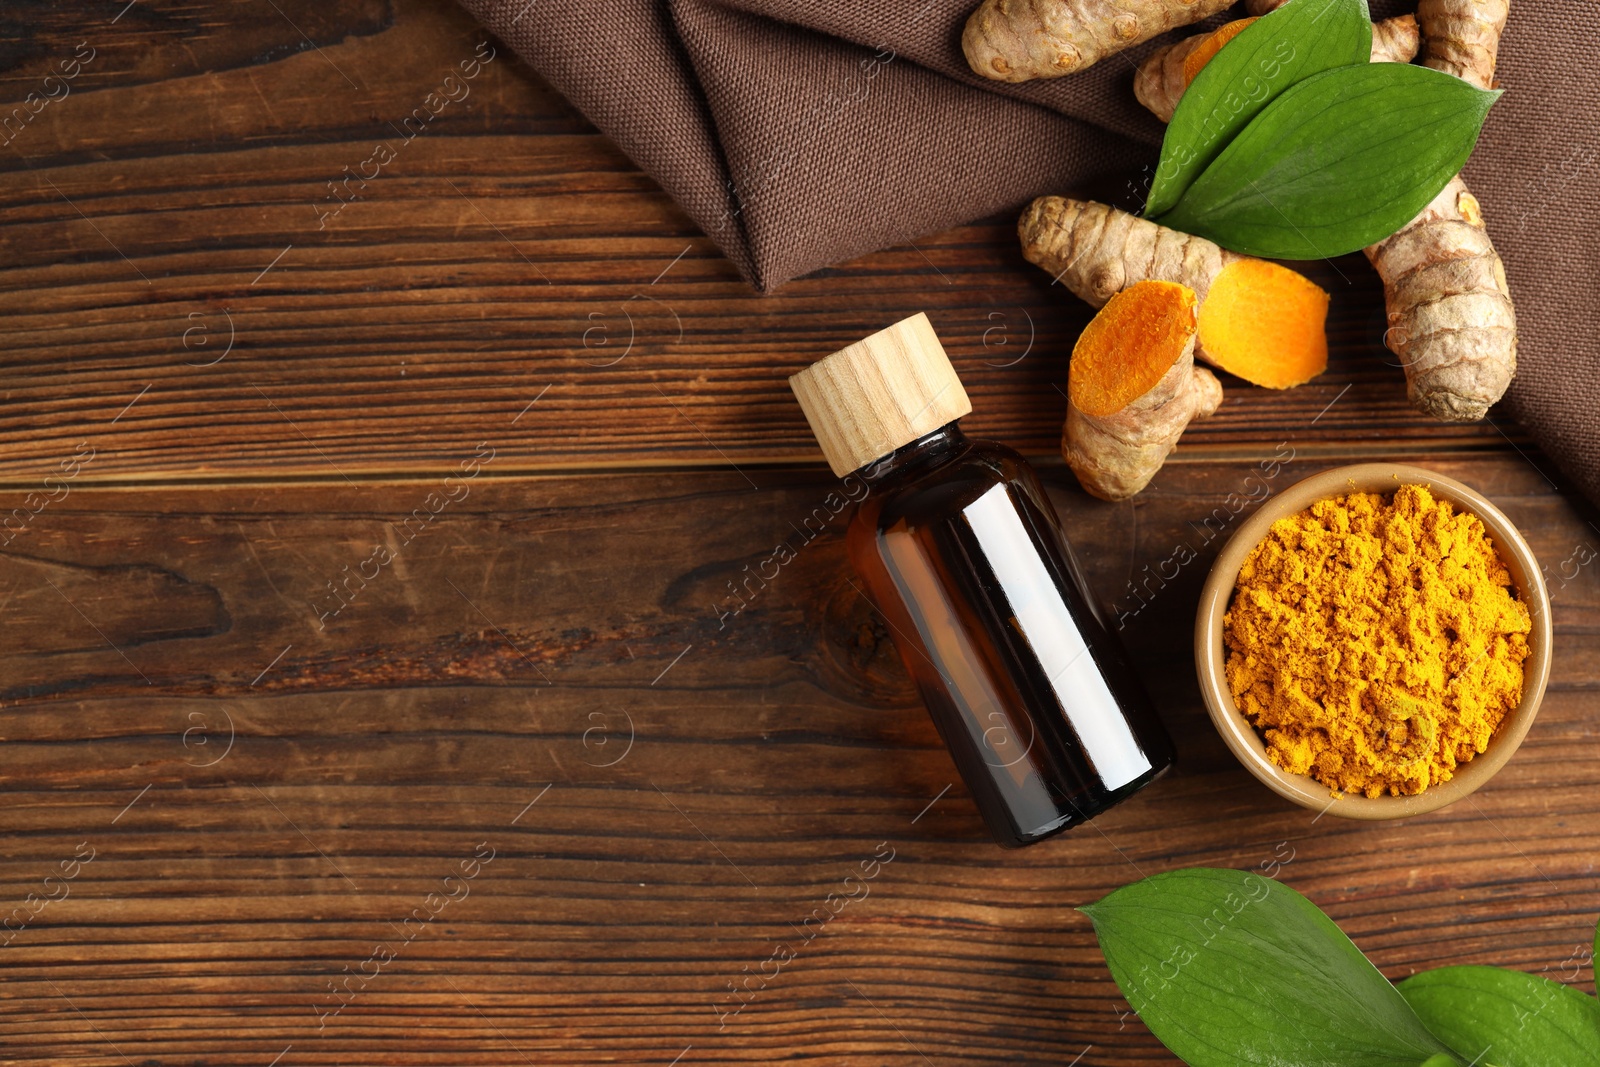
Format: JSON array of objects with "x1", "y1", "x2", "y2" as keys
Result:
[{"x1": 962, "y1": 484, "x2": 1153, "y2": 790}]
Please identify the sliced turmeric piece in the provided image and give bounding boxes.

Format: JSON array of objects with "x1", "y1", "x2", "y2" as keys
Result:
[
  {"x1": 1182, "y1": 18, "x2": 1257, "y2": 86},
  {"x1": 1064, "y1": 281, "x2": 1223, "y2": 501},
  {"x1": 1019, "y1": 197, "x2": 1329, "y2": 392},
  {"x1": 1071, "y1": 281, "x2": 1199, "y2": 416},
  {"x1": 1198, "y1": 259, "x2": 1330, "y2": 389}
]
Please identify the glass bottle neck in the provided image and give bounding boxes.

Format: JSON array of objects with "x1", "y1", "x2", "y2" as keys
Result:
[{"x1": 858, "y1": 422, "x2": 968, "y2": 487}]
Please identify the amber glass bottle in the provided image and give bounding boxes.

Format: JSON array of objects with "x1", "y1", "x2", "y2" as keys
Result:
[{"x1": 790, "y1": 314, "x2": 1174, "y2": 847}]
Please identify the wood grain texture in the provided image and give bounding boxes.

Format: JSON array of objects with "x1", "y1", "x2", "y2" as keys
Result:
[
  {"x1": 1, "y1": 1, "x2": 1595, "y2": 1065},
  {"x1": 0, "y1": 458, "x2": 1596, "y2": 1065},
  {"x1": 0, "y1": 0, "x2": 1523, "y2": 483}
]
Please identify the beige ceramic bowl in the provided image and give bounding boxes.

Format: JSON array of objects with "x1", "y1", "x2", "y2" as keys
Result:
[{"x1": 1195, "y1": 463, "x2": 1553, "y2": 819}]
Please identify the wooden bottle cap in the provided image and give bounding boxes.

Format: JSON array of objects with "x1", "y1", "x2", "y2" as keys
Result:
[{"x1": 788, "y1": 312, "x2": 972, "y2": 477}]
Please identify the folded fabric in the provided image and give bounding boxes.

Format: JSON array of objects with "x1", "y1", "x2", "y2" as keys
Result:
[{"x1": 455, "y1": 0, "x2": 1600, "y2": 508}]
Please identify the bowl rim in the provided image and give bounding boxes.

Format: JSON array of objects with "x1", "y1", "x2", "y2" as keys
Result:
[{"x1": 1194, "y1": 462, "x2": 1554, "y2": 820}]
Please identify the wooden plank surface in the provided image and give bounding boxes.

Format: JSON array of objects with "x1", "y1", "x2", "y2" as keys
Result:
[
  {"x1": 0, "y1": 0, "x2": 1522, "y2": 483},
  {"x1": 0, "y1": 458, "x2": 1596, "y2": 1065},
  {"x1": 2, "y1": 1, "x2": 1597, "y2": 1065}
]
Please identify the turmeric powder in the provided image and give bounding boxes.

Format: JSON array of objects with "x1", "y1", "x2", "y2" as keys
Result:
[{"x1": 1224, "y1": 484, "x2": 1531, "y2": 798}]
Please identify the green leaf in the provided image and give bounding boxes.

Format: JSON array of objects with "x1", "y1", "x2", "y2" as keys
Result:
[
  {"x1": 1155, "y1": 63, "x2": 1500, "y2": 259},
  {"x1": 1080, "y1": 868, "x2": 1458, "y2": 1067},
  {"x1": 1401, "y1": 966, "x2": 1600, "y2": 1067},
  {"x1": 1144, "y1": 0, "x2": 1372, "y2": 218}
]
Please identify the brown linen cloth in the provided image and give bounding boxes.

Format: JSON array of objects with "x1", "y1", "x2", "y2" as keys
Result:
[{"x1": 456, "y1": 0, "x2": 1600, "y2": 507}]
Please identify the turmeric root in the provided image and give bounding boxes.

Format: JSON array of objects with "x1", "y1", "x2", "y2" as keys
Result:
[
  {"x1": 1133, "y1": 36, "x2": 1208, "y2": 123},
  {"x1": 1239, "y1": 0, "x2": 1420, "y2": 62},
  {"x1": 1140, "y1": 0, "x2": 1514, "y2": 420},
  {"x1": 962, "y1": 0, "x2": 1236, "y2": 83},
  {"x1": 1372, "y1": 13, "x2": 1422, "y2": 64},
  {"x1": 1019, "y1": 197, "x2": 1329, "y2": 389},
  {"x1": 1366, "y1": 177, "x2": 1515, "y2": 419},
  {"x1": 1365, "y1": 0, "x2": 1515, "y2": 420},
  {"x1": 1183, "y1": 17, "x2": 1257, "y2": 82},
  {"x1": 1135, "y1": 15, "x2": 1418, "y2": 122},
  {"x1": 1418, "y1": 0, "x2": 1508, "y2": 89},
  {"x1": 1064, "y1": 281, "x2": 1223, "y2": 500},
  {"x1": 1132, "y1": 19, "x2": 1252, "y2": 123}
]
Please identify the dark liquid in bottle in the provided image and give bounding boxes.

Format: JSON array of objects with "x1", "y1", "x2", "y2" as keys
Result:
[{"x1": 849, "y1": 424, "x2": 1174, "y2": 847}]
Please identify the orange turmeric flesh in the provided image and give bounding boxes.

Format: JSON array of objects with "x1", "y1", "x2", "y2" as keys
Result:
[
  {"x1": 1183, "y1": 17, "x2": 1257, "y2": 86},
  {"x1": 1069, "y1": 281, "x2": 1198, "y2": 417},
  {"x1": 1197, "y1": 259, "x2": 1329, "y2": 389}
]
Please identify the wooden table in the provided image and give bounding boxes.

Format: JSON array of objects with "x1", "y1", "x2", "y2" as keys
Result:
[{"x1": 2, "y1": 2, "x2": 1595, "y2": 1064}]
